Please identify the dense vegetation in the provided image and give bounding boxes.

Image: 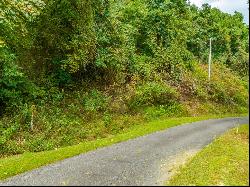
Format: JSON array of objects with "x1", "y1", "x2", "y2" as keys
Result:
[{"x1": 0, "y1": 0, "x2": 249, "y2": 156}]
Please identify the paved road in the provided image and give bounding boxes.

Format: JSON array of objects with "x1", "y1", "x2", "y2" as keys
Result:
[{"x1": 0, "y1": 117, "x2": 249, "y2": 186}]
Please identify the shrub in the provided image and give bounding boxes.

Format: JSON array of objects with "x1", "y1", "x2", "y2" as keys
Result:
[
  {"x1": 0, "y1": 48, "x2": 26, "y2": 112},
  {"x1": 128, "y1": 82, "x2": 180, "y2": 109},
  {"x1": 129, "y1": 55, "x2": 155, "y2": 79},
  {"x1": 143, "y1": 103, "x2": 187, "y2": 120},
  {"x1": 0, "y1": 47, "x2": 43, "y2": 114},
  {"x1": 82, "y1": 89, "x2": 110, "y2": 112},
  {"x1": 0, "y1": 122, "x2": 19, "y2": 146},
  {"x1": 26, "y1": 136, "x2": 55, "y2": 152},
  {"x1": 180, "y1": 63, "x2": 248, "y2": 108}
]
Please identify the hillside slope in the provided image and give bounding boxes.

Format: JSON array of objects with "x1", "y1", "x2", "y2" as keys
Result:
[{"x1": 0, "y1": 0, "x2": 249, "y2": 157}]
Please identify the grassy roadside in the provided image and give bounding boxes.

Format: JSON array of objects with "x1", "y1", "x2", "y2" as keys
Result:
[
  {"x1": 166, "y1": 124, "x2": 249, "y2": 186},
  {"x1": 0, "y1": 114, "x2": 247, "y2": 181}
]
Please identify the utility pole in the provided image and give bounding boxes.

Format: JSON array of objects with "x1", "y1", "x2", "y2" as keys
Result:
[{"x1": 208, "y1": 38, "x2": 212, "y2": 81}]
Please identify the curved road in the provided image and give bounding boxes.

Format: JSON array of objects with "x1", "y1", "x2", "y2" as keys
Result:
[{"x1": 0, "y1": 117, "x2": 249, "y2": 186}]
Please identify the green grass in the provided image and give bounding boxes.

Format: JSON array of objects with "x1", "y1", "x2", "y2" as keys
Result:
[
  {"x1": 0, "y1": 114, "x2": 247, "y2": 181},
  {"x1": 166, "y1": 124, "x2": 249, "y2": 186}
]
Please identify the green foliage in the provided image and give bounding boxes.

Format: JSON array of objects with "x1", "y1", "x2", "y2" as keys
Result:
[
  {"x1": 82, "y1": 90, "x2": 110, "y2": 112},
  {"x1": 1, "y1": 0, "x2": 248, "y2": 93},
  {"x1": 129, "y1": 55, "x2": 155, "y2": 79},
  {"x1": 0, "y1": 47, "x2": 33, "y2": 113},
  {"x1": 0, "y1": 0, "x2": 43, "y2": 51},
  {"x1": 178, "y1": 62, "x2": 248, "y2": 108},
  {"x1": 103, "y1": 111, "x2": 112, "y2": 128},
  {"x1": 187, "y1": 4, "x2": 249, "y2": 75},
  {"x1": 143, "y1": 103, "x2": 187, "y2": 120},
  {"x1": 128, "y1": 82, "x2": 179, "y2": 109},
  {"x1": 0, "y1": 0, "x2": 249, "y2": 158},
  {"x1": 0, "y1": 121, "x2": 19, "y2": 146},
  {"x1": 46, "y1": 87, "x2": 64, "y2": 103},
  {"x1": 33, "y1": 0, "x2": 96, "y2": 75}
]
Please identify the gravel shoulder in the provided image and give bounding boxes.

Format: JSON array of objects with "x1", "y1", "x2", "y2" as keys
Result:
[{"x1": 0, "y1": 117, "x2": 248, "y2": 186}]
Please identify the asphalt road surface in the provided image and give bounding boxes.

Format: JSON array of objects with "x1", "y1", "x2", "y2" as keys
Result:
[{"x1": 0, "y1": 117, "x2": 248, "y2": 186}]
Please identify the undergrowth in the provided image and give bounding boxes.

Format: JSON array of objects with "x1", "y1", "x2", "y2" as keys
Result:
[{"x1": 0, "y1": 62, "x2": 248, "y2": 157}]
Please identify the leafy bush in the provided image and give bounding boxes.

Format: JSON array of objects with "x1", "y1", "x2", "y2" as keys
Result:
[
  {"x1": 129, "y1": 55, "x2": 155, "y2": 79},
  {"x1": 26, "y1": 136, "x2": 55, "y2": 153},
  {"x1": 144, "y1": 103, "x2": 187, "y2": 120},
  {"x1": 46, "y1": 87, "x2": 64, "y2": 103},
  {"x1": 0, "y1": 122, "x2": 19, "y2": 147},
  {"x1": 179, "y1": 63, "x2": 248, "y2": 108},
  {"x1": 0, "y1": 48, "x2": 33, "y2": 114},
  {"x1": 207, "y1": 63, "x2": 248, "y2": 106},
  {"x1": 128, "y1": 82, "x2": 180, "y2": 109},
  {"x1": 103, "y1": 112, "x2": 112, "y2": 128},
  {"x1": 82, "y1": 90, "x2": 110, "y2": 112}
]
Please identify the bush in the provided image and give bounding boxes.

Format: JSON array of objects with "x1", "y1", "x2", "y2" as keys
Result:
[
  {"x1": 179, "y1": 63, "x2": 248, "y2": 108},
  {"x1": 143, "y1": 103, "x2": 187, "y2": 120},
  {"x1": 0, "y1": 122, "x2": 19, "y2": 146},
  {"x1": 82, "y1": 89, "x2": 110, "y2": 112},
  {"x1": 128, "y1": 82, "x2": 180, "y2": 109},
  {"x1": 0, "y1": 47, "x2": 43, "y2": 114},
  {"x1": 26, "y1": 136, "x2": 55, "y2": 153},
  {"x1": 129, "y1": 55, "x2": 155, "y2": 79},
  {"x1": 0, "y1": 49, "x2": 26, "y2": 112}
]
